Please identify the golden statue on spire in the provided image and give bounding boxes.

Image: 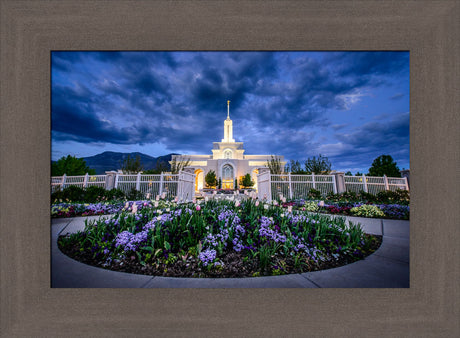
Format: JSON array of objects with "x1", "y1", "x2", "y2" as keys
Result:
[{"x1": 227, "y1": 100, "x2": 230, "y2": 105}]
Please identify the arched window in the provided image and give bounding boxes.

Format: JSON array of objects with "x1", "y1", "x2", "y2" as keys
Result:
[
  {"x1": 222, "y1": 164, "x2": 233, "y2": 179},
  {"x1": 224, "y1": 150, "x2": 232, "y2": 159}
]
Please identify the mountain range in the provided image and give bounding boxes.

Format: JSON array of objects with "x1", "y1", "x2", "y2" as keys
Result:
[{"x1": 80, "y1": 151, "x2": 178, "y2": 174}]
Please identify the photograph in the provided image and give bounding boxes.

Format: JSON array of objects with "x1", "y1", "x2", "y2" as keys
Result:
[
  {"x1": 2, "y1": 1, "x2": 457, "y2": 336},
  {"x1": 51, "y1": 51, "x2": 410, "y2": 288}
]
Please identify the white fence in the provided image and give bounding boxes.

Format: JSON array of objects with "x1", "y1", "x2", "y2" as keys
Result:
[
  {"x1": 257, "y1": 171, "x2": 408, "y2": 202},
  {"x1": 51, "y1": 173, "x2": 106, "y2": 193},
  {"x1": 271, "y1": 173, "x2": 337, "y2": 200},
  {"x1": 257, "y1": 171, "x2": 272, "y2": 200},
  {"x1": 51, "y1": 171, "x2": 195, "y2": 201},
  {"x1": 344, "y1": 174, "x2": 408, "y2": 195}
]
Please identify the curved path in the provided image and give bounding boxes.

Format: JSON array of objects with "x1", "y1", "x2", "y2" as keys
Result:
[{"x1": 52, "y1": 215, "x2": 409, "y2": 288}]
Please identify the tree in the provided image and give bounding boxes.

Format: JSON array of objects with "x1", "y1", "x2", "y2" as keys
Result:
[
  {"x1": 368, "y1": 155, "x2": 401, "y2": 177},
  {"x1": 205, "y1": 170, "x2": 217, "y2": 188},
  {"x1": 345, "y1": 171, "x2": 353, "y2": 176},
  {"x1": 287, "y1": 160, "x2": 306, "y2": 174},
  {"x1": 170, "y1": 157, "x2": 191, "y2": 174},
  {"x1": 266, "y1": 155, "x2": 283, "y2": 174},
  {"x1": 355, "y1": 172, "x2": 363, "y2": 176},
  {"x1": 304, "y1": 154, "x2": 332, "y2": 174},
  {"x1": 239, "y1": 173, "x2": 255, "y2": 188},
  {"x1": 121, "y1": 154, "x2": 143, "y2": 174},
  {"x1": 143, "y1": 161, "x2": 169, "y2": 174},
  {"x1": 52, "y1": 155, "x2": 96, "y2": 176}
]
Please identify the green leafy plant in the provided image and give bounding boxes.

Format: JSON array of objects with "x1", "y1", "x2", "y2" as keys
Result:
[
  {"x1": 303, "y1": 201, "x2": 319, "y2": 212},
  {"x1": 350, "y1": 205, "x2": 385, "y2": 218}
]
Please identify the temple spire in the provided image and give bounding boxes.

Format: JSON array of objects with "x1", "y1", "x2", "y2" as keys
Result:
[
  {"x1": 227, "y1": 100, "x2": 230, "y2": 119},
  {"x1": 222, "y1": 100, "x2": 235, "y2": 143}
]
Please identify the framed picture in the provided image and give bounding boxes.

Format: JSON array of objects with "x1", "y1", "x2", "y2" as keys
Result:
[{"x1": 1, "y1": 1, "x2": 458, "y2": 336}]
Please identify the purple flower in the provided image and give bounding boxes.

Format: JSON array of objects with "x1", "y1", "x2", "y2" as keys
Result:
[{"x1": 199, "y1": 249, "x2": 217, "y2": 266}]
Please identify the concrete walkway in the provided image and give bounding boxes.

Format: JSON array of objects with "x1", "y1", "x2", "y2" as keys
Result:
[{"x1": 51, "y1": 215, "x2": 409, "y2": 288}]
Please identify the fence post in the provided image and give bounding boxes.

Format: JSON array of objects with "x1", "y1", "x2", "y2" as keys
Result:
[
  {"x1": 383, "y1": 175, "x2": 389, "y2": 191},
  {"x1": 332, "y1": 175, "x2": 337, "y2": 194},
  {"x1": 288, "y1": 172, "x2": 293, "y2": 199},
  {"x1": 83, "y1": 173, "x2": 89, "y2": 188},
  {"x1": 136, "y1": 172, "x2": 141, "y2": 191},
  {"x1": 404, "y1": 177, "x2": 409, "y2": 191},
  {"x1": 362, "y1": 174, "x2": 368, "y2": 193},
  {"x1": 61, "y1": 174, "x2": 67, "y2": 191},
  {"x1": 114, "y1": 173, "x2": 119, "y2": 189},
  {"x1": 159, "y1": 172, "x2": 164, "y2": 196},
  {"x1": 312, "y1": 173, "x2": 316, "y2": 189}
]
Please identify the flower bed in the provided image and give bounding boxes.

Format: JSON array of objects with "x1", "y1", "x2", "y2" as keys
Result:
[
  {"x1": 58, "y1": 199, "x2": 382, "y2": 278},
  {"x1": 283, "y1": 200, "x2": 409, "y2": 220}
]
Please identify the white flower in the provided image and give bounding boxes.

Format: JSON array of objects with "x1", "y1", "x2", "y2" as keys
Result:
[
  {"x1": 287, "y1": 206, "x2": 292, "y2": 213},
  {"x1": 131, "y1": 204, "x2": 138, "y2": 214},
  {"x1": 255, "y1": 201, "x2": 259, "y2": 207},
  {"x1": 157, "y1": 216, "x2": 162, "y2": 221},
  {"x1": 156, "y1": 195, "x2": 160, "y2": 201},
  {"x1": 280, "y1": 213, "x2": 285, "y2": 218},
  {"x1": 166, "y1": 208, "x2": 170, "y2": 212},
  {"x1": 154, "y1": 201, "x2": 159, "y2": 208},
  {"x1": 146, "y1": 193, "x2": 151, "y2": 199},
  {"x1": 174, "y1": 196, "x2": 179, "y2": 202},
  {"x1": 161, "y1": 192, "x2": 166, "y2": 199},
  {"x1": 264, "y1": 204, "x2": 269, "y2": 210},
  {"x1": 318, "y1": 200, "x2": 325, "y2": 207},
  {"x1": 205, "y1": 196, "x2": 209, "y2": 202},
  {"x1": 235, "y1": 201, "x2": 240, "y2": 207}
]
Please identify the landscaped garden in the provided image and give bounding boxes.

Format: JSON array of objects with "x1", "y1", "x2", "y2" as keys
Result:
[{"x1": 54, "y1": 186, "x2": 409, "y2": 278}]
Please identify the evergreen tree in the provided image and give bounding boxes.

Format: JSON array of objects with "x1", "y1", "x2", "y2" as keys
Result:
[
  {"x1": 205, "y1": 170, "x2": 217, "y2": 188},
  {"x1": 239, "y1": 173, "x2": 255, "y2": 188}
]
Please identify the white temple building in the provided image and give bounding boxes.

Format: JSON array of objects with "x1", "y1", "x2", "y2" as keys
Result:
[{"x1": 171, "y1": 101, "x2": 285, "y2": 192}]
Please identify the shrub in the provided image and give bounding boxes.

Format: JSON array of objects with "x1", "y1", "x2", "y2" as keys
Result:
[
  {"x1": 376, "y1": 189, "x2": 409, "y2": 205},
  {"x1": 126, "y1": 188, "x2": 144, "y2": 201},
  {"x1": 303, "y1": 201, "x2": 319, "y2": 212},
  {"x1": 61, "y1": 186, "x2": 85, "y2": 202},
  {"x1": 350, "y1": 205, "x2": 385, "y2": 218},
  {"x1": 358, "y1": 191, "x2": 377, "y2": 203},
  {"x1": 51, "y1": 189, "x2": 65, "y2": 203},
  {"x1": 84, "y1": 186, "x2": 107, "y2": 203},
  {"x1": 308, "y1": 189, "x2": 322, "y2": 199},
  {"x1": 105, "y1": 188, "x2": 126, "y2": 200}
]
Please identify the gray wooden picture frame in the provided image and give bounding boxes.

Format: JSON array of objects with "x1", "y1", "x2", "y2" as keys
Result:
[{"x1": 1, "y1": 0, "x2": 458, "y2": 336}]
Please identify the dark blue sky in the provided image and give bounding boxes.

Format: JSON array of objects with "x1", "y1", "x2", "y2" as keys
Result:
[{"x1": 51, "y1": 51, "x2": 409, "y2": 174}]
